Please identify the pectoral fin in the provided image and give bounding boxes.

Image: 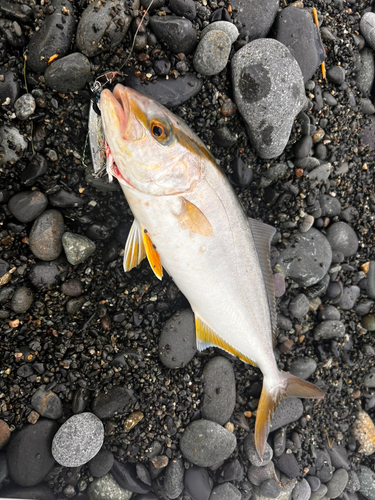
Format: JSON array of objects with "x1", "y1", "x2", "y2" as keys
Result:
[
  {"x1": 194, "y1": 313, "x2": 256, "y2": 366},
  {"x1": 124, "y1": 219, "x2": 146, "y2": 272},
  {"x1": 142, "y1": 229, "x2": 163, "y2": 280},
  {"x1": 175, "y1": 197, "x2": 213, "y2": 237}
]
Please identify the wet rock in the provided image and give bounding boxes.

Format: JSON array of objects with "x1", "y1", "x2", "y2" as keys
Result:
[
  {"x1": 52, "y1": 413, "x2": 104, "y2": 467},
  {"x1": 163, "y1": 458, "x2": 184, "y2": 499},
  {"x1": 209, "y1": 482, "x2": 241, "y2": 500},
  {"x1": 271, "y1": 398, "x2": 304, "y2": 431},
  {"x1": 8, "y1": 190, "x2": 48, "y2": 223},
  {"x1": 232, "y1": 39, "x2": 305, "y2": 159},
  {"x1": 355, "y1": 300, "x2": 374, "y2": 316},
  {"x1": 292, "y1": 479, "x2": 311, "y2": 500},
  {"x1": 92, "y1": 386, "x2": 137, "y2": 419},
  {"x1": 222, "y1": 458, "x2": 243, "y2": 482},
  {"x1": 88, "y1": 449, "x2": 114, "y2": 478},
  {"x1": 201, "y1": 356, "x2": 236, "y2": 425},
  {"x1": 0, "y1": 65, "x2": 20, "y2": 107},
  {"x1": 325, "y1": 444, "x2": 350, "y2": 471},
  {"x1": 273, "y1": 427, "x2": 286, "y2": 457},
  {"x1": 49, "y1": 189, "x2": 84, "y2": 208},
  {"x1": 289, "y1": 357, "x2": 317, "y2": 380},
  {"x1": 14, "y1": 93, "x2": 35, "y2": 120},
  {"x1": 273, "y1": 453, "x2": 300, "y2": 479},
  {"x1": 20, "y1": 154, "x2": 48, "y2": 187},
  {"x1": 87, "y1": 473, "x2": 133, "y2": 500},
  {"x1": 326, "y1": 222, "x2": 358, "y2": 258},
  {"x1": 248, "y1": 460, "x2": 275, "y2": 486},
  {"x1": 308, "y1": 163, "x2": 333, "y2": 182},
  {"x1": 347, "y1": 471, "x2": 361, "y2": 493},
  {"x1": 243, "y1": 433, "x2": 273, "y2": 466},
  {"x1": 278, "y1": 229, "x2": 332, "y2": 287},
  {"x1": 149, "y1": 16, "x2": 197, "y2": 54},
  {"x1": 27, "y1": 0, "x2": 75, "y2": 73},
  {"x1": 76, "y1": 0, "x2": 132, "y2": 57},
  {"x1": 201, "y1": 21, "x2": 239, "y2": 43},
  {"x1": 293, "y1": 135, "x2": 313, "y2": 160},
  {"x1": 125, "y1": 69, "x2": 203, "y2": 108},
  {"x1": 337, "y1": 285, "x2": 360, "y2": 310},
  {"x1": 231, "y1": 0, "x2": 278, "y2": 40},
  {"x1": 314, "y1": 320, "x2": 345, "y2": 340},
  {"x1": 169, "y1": 0, "x2": 196, "y2": 21},
  {"x1": 193, "y1": 30, "x2": 231, "y2": 76},
  {"x1": 260, "y1": 479, "x2": 282, "y2": 499},
  {"x1": 274, "y1": 6, "x2": 325, "y2": 83},
  {"x1": 72, "y1": 387, "x2": 90, "y2": 414},
  {"x1": 289, "y1": 294, "x2": 309, "y2": 318},
  {"x1": 31, "y1": 385, "x2": 63, "y2": 419},
  {"x1": 62, "y1": 232, "x2": 96, "y2": 265},
  {"x1": 0, "y1": 125, "x2": 28, "y2": 165},
  {"x1": 310, "y1": 484, "x2": 327, "y2": 500},
  {"x1": 306, "y1": 476, "x2": 321, "y2": 492},
  {"x1": 45, "y1": 53, "x2": 91, "y2": 93},
  {"x1": 7, "y1": 419, "x2": 58, "y2": 487},
  {"x1": 61, "y1": 278, "x2": 83, "y2": 296},
  {"x1": 11, "y1": 286, "x2": 33, "y2": 313},
  {"x1": 327, "y1": 66, "x2": 346, "y2": 84},
  {"x1": 180, "y1": 419, "x2": 236, "y2": 467},
  {"x1": 29, "y1": 259, "x2": 66, "y2": 289},
  {"x1": 185, "y1": 466, "x2": 212, "y2": 500},
  {"x1": 29, "y1": 209, "x2": 64, "y2": 261},
  {"x1": 319, "y1": 195, "x2": 342, "y2": 217},
  {"x1": 362, "y1": 314, "x2": 375, "y2": 331},
  {"x1": 159, "y1": 309, "x2": 197, "y2": 368},
  {"x1": 111, "y1": 460, "x2": 151, "y2": 494},
  {"x1": 315, "y1": 449, "x2": 334, "y2": 483}
]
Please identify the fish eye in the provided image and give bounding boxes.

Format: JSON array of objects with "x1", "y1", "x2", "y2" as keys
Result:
[
  {"x1": 152, "y1": 125, "x2": 163, "y2": 137},
  {"x1": 150, "y1": 120, "x2": 170, "y2": 143}
]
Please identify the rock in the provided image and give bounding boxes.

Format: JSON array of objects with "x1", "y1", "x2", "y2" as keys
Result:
[
  {"x1": 243, "y1": 433, "x2": 273, "y2": 466},
  {"x1": 355, "y1": 300, "x2": 373, "y2": 317},
  {"x1": 289, "y1": 357, "x2": 317, "y2": 380},
  {"x1": 260, "y1": 479, "x2": 282, "y2": 499},
  {"x1": 193, "y1": 30, "x2": 231, "y2": 76},
  {"x1": 201, "y1": 21, "x2": 239, "y2": 43},
  {"x1": 293, "y1": 135, "x2": 313, "y2": 159},
  {"x1": 52, "y1": 413, "x2": 104, "y2": 467},
  {"x1": 8, "y1": 190, "x2": 48, "y2": 223},
  {"x1": 7, "y1": 419, "x2": 58, "y2": 487},
  {"x1": 273, "y1": 453, "x2": 300, "y2": 479},
  {"x1": 273, "y1": 427, "x2": 286, "y2": 457},
  {"x1": 20, "y1": 154, "x2": 48, "y2": 187},
  {"x1": 362, "y1": 314, "x2": 375, "y2": 331},
  {"x1": 361, "y1": 98, "x2": 375, "y2": 115},
  {"x1": 92, "y1": 386, "x2": 136, "y2": 419},
  {"x1": 327, "y1": 66, "x2": 346, "y2": 84},
  {"x1": 248, "y1": 461, "x2": 275, "y2": 486},
  {"x1": 307, "y1": 163, "x2": 333, "y2": 182},
  {"x1": 310, "y1": 484, "x2": 328, "y2": 500},
  {"x1": 315, "y1": 449, "x2": 334, "y2": 483},
  {"x1": 0, "y1": 420, "x2": 11, "y2": 449},
  {"x1": 325, "y1": 469, "x2": 348, "y2": 499},
  {"x1": 230, "y1": 157, "x2": 253, "y2": 188},
  {"x1": 319, "y1": 195, "x2": 342, "y2": 217},
  {"x1": 325, "y1": 444, "x2": 350, "y2": 471},
  {"x1": 274, "y1": 273, "x2": 286, "y2": 298},
  {"x1": 353, "y1": 410, "x2": 375, "y2": 456},
  {"x1": 201, "y1": 356, "x2": 236, "y2": 425},
  {"x1": 62, "y1": 232, "x2": 96, "y2": 265},
  {"x1": 0, "y1": 125, "x2": 28, "y2": 166},
  {"x1": 49, "y1": 189, "x2": 84, "y2": 208},
  {"x1": 326, "y1": 222, "x2": 358, "y2": 258},
  {"x1": 306, "y1": 476, "x2": 321, "y2": 492},
  {"x1": 29, "y1": 259, "x2": 66, "y2": 290},
  {"x1": 31, "y1": 385, "x2": 63, "y2": 419},
  {"x1": 289, "y1": 294, "x2": 310, "y2": 318},
  {"x1": 271, "y1": 398, "x2": 304, "y2": 431},
  {"x1": 111, "y1": 460, "x2": 151, "y2": 494},
  {"x1": 163, "y1": 458, "x2": 184, "y2": 499},
  {"x1": 366, "y1": 261, "x2": 375, "y2": 299},
  {"x1": 232, "y1": 38, "x2": 305, "y2": 159},
  {"x1": 14, "y1": 93, "x2": 36, "y2": 120},
  {"x1": 61, "y1": 278, "x2": 83, "y2": 296},
  {"x1": 231, "y1": 0, "x2": 278, "y2": 40},
  {"x1": 45, "y1": 53, "x2": 91, "y2": 93},
  {"x1": 11, "y1": 286, "x2": 33, "y2": 313},
  {"x1": 356, "y1": 466, "x2": 375, "y2": 500},
  {"x1": 337, "y1": 286, "x2": 360, "y2": 310},
  {"x1": 278, "y1": 228, "x2": 332, "y2": 287},
  {"x1": 0, "y1": 484, "x2": 56, "y2": 500},
  {"x1": 149, "y1": 16, "x2": 196, "y2": 54},
  {"x1": 356, "y1": 48, "x2": 374, "y2": 97},
  {"x1": 72, "y1": 388, "x2": 90, "y2": 414},
  {"x1": 274, "y1": 6, "x2": 325, "y2": 83},
  {"x1": 346, "y1": 471, "x2": 361, "y2": 493},
  {"x1": 180, "y1": 419, "x2": 236, "y2": 467},
  {"x1": 209, "y1": 482, "x2": 241, "y2": 500},
  {"x1": 29, "y1": 209, "x2": 64, "y2": 261},
  {"x1": 222, "y1": 459, "x2": 243, "y2": 482},
  {"x1": 0, "y1": 65, "x2": 21, "y2": 107},
  {"x1": 27, "y1": 0, "x2": 75, "y2": 73},
  {"x1": 360, "y1": 12, "x2": 375, "y2": 51},
  {"x1": 125, "y1": 69, "x2": 203, "y2": 108},
  {"x1": 76, "y1": 0, "x2": 132, "y2": 57},
  {"x1": 88, "y1": 449, "x2": 115, "y2": 478},
  {"x1": 158, "y1": 309, "x2": 197, "y2": 368},
  {"x1": 87, "y1": 473, "x2": 133, "y2": 500},
  {"x1": 292, "y1": 479, "x2": 311, "y2": 500},
  {"x1": 314, "y1": 320, "x2": 345, "y2": 340},
  {"x1": 185, "y1": 466, "x2": 212, "y2": 500},
  {"x1": 364, "y1": 372, "x2": 375, "y2": 388},
  {"x1": 169, "y1": 0, "x2": 196, "y2": 21}
]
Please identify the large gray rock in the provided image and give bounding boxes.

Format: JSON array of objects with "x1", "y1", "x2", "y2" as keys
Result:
[
  {"x1": 356, "y1": 48, "x2": 375, "y2": 97},
  {"x1": 88, "y1": 473, "x2": 133, "y2": 500},
  {"x1": 45, "y1": 53, "x2": 91, "y2": 93},
  {"x1": 231, "y1": 0, "x2": 279, "y2": 41},
  {"x1": 193, "y1": 30, "x2": 232, "y2": 76},
  {"x1": 360, "y1": 12, "x2": 375, "y2": 51},
  {"x1": 232, "y1": 39, "x2": 305, "y2": 159}
]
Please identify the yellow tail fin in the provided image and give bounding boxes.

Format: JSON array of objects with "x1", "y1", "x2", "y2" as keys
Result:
[{"x1": 254, "y1": 371, "x2": 324, "y2": 458}]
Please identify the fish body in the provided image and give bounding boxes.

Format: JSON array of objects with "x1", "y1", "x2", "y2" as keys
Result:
[{"x1": 100, "y1": 84, "x2": 324, "y2": 457}]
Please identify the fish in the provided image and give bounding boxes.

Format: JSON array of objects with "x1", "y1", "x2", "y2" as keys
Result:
[{"x1": 99, "y1": 84, "x2": 324, "y2": 458}]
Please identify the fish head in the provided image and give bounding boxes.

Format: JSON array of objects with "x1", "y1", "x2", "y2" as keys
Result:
[{"x1": 100, "y1": 84, "x2": 211, "y2": 196}]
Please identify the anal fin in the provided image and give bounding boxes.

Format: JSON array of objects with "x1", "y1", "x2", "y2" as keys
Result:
[
  {"x1": 124, "y1": 219, "x2": 146, "y2": 272},
  {"x1": 195, "y1": 313, "x2": 256, "y2": 366}
]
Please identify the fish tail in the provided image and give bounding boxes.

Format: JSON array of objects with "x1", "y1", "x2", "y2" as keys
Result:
[{"x1": 254, "y1": 371, "x2": 324, "y2": 458}]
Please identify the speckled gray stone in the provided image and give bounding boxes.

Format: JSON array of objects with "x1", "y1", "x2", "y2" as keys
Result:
[
  {"x1": 201, "y1": 21, "x2": 239, "y2": 43},
  {"x1": 289, "y1": 357, "x2": 317, "y2": 380},
  {"x1": 232, "y1": 38, "x2": 305, "y2": 159},
  {"x1": 52, "y1": 412, "x2": 104, "y2": 467},
  {"x1": 62, "y1": 232, "x2": 96, "y2": 265},
  {"x1": 194, "y1": 30, "x2": 232, "y2": 76},
  {"x1": 15, "y1": 93, "x2": 36, "y2": 120},
  {"x1": 313, "y1": 320, "x2": 345, "y2": 340},
  {"x1": 243, "y1": 433, "x2": 273, "y2": 466},
  {"x1": 209, "y1": 482, "x2": 241, "y2": 500},
  {"x1": 326, "y1": 469, "x2": 348, "y2": 499},
  {"x1": 357, "y1": 466, "x2": 375, "y2": 500},
  {"x1": 360, "y1": 12, "x2": 375, "y2": 51},
  {"x1": 87, "y1": 473, "x2": 133, "y2": 500}
]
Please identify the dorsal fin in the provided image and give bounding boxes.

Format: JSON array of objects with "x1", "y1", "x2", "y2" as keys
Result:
[
  {"x1": 248, "y1": 218, "x2": 277, "y2": 342},
  {"x1": 194, "y1": 312, "x2": 257, "y2": 366},
  {"x1": 124, "y1": 219, "x2": 146, "y2": 272}
]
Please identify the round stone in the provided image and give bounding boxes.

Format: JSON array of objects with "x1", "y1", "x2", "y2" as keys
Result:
[
  {"x1": 29, "y1": 209, "x2": 65, "y2": 261},
  {"x1": 14, "y1": 93, "x2": 36, "y2": 120},
  {"x1": 62, "y1": 232, "x2": 96, "y2": 265},
  {"x1": 31, "y1": 385, "x2": 63, "y2": 419},
  {"x1": 209, "y1": 482, "x2": 241, "y2": 500},
  {"x1": 169, "y1": 0, "x2": 196, "y2": 21},
  {"x1": 362, "y1": 314, "x2": 375, "y2": 331},
  {"x1": 193, "y1": 30, "x2": 232, "y2": 76},
  {"x1": 185, "y1": 466, "x2": 212, "y2": 500},
  {"x1": 11, "y1": 286, "x2": 33, "y2": 313},
  {"x1": 360, "y1": 12, "x2": 375, "y2": 51},
  {"x1": 319, "y1": 195, "x2": 341, "y2": 217},
  {"x1": 201, "y1": 21, "x2": 239, "y2": 43},
  {"x1": 0, "y1": 420, "x2": 11, "y2": 449},
  {"x1": 158, "y1": 309, "x2": 197, "y2": 368},
  {"x1": 326, "y1": 66, "x2": 346, "y2": 84},
  {"x1": 45, "y1": 53, "x2": 91, "y2": 93},
  {"x1": 88, "y1": 449, "x2": 114, "y2": 478},
  {"x1": 149, "y1": 16, "x2": 197, "y2": 55},
  {"x1": 271, "y1": 398, "x2": 304, "y2": 431},
  {"x1": 357, "y1": 466, "x2": 375, "y2": 500},
  {"x1": 243, "y1": 433, "x2": 273, "y2": 466},
  {"x1": 293, "y1": 479, "x2": 311, "y2": 500},
  {"x1": 326, "y1": 469, "x2": 348, "y2": 499},
  {"x1": 325, "y1": 222, "x2": 358, "y2": 258},
  {"x1": 163, "y1": 458, "x2": 184, "y2": 500},
  {"x1": 87, "y1": 473, "x2": 132, "y2": 500},
  {"x1": 180, "y1": 419, "x2": 236, "y2": 467},
  {"x1": 52, "y1": 413, "x2": 104, "y2": 467},
  {"x1": 201, "y1": 356, "x2": 236, "y2": 425},
  {"x1": 289, "y1": 294, "x2": 309, "y2": 318},
  {"x1": 61, "y1": 278, "x2": 83, "y2": 297},
  {"x1": 289, "y1": 357, "x2": 317, "y2": 380},
  {"x1": 313, "y1": 320, "x2": 345, "y2": 340},
  {"x1": 8, "y1": 190, "x2": 48, "y2": 223}
]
